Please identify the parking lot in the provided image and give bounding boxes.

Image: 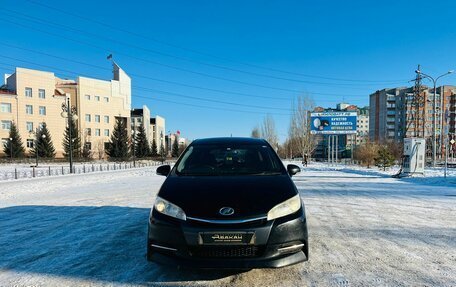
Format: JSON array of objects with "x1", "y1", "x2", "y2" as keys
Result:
[{"x1": 0, "y1": 165, "x2": 454, "y2": 286}]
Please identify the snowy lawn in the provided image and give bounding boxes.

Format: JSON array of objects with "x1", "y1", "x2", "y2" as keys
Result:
[{"x1": 0, "y1": 164, "x2": 455, "y2": 286}]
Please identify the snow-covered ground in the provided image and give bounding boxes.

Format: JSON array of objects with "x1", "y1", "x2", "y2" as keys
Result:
[
  {"x1": 0, "y1": 160, "x2": 165, "y2": 181},
  {"x1": 0, "y1": 164, "x2": 455, "y2": 286}
]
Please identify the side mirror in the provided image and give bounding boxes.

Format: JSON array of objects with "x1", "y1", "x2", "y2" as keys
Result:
[
  {"x1": 287, "y1": 164, "x2": 301, "y2": 177},
  {"x1": 156, "y1": 165, "x2": 171, "y2": 176}
]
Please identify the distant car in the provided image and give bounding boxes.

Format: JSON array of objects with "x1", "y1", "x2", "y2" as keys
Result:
[{"x1": 147, "y1": 137, "x2": 308, "y2": 269}]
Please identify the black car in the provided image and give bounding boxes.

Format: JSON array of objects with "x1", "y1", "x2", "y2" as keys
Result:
[{"x1": 147, "y1": 137, "x2": 308, "y2": 268}]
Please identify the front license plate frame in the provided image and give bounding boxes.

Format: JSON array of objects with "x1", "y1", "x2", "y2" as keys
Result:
[{"x1": 199, "y1": 232, "x2": 255, "y2": 245}]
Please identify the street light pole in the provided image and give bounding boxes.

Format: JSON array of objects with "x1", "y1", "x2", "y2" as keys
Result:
[
  {"x1": 415, "y1": 69, "x2": 453, "y2": 167},
  {"x1": 9, "y1": 137, "x2": 13, "y2": 162},
  {"x1": 35, "y1": 127, "x2": 39, "y2": 167},
  {"x1": 68, "y1": 97, "x2": 73, "y2": 173},
  {"x1": 132, "y1": 124, "x2": 136, "y2": 167},
  {"x1": 61, "y1": 94, "x2": 78, "y2": 174}
]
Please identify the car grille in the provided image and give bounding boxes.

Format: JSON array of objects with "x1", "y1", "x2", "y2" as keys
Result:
[
  {"x1": 189, "y1": 246, "x2": 263, "y2": 258},
  {"x1": 187, "y1": 217, "x2": 268, "y2": 228}
]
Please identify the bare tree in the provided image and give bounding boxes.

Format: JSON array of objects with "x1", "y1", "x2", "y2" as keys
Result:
[
  {"x1": 261, "y1": 114, "x2": 278, "y2": 149},
  {"x1": 354, "y1": 140, "x2": 379, "y2": 168},
  {"x1": 289, "y1": 96, "x2": 315, "y2": 159},
  {"x1": 251, "y1": 126, "x2": 261, "y2": 138}
]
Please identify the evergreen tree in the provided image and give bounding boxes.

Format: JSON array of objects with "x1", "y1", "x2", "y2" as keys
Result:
[
  {"x1": 172, "y1": 137, "x2": 179, "y2": 158},
  {"x1": 62, "y1": 119, "x2": 81, "y2": 159},
  {"x1": 150, "y1": 138, "x2": 158, "y2": 157},
  {"x1": 31, "y1": 123, "x2": 56, "y2": 158},
  {"x1": 159, "y1": 143, "x2": 166, "y2": 163},
  {"x1": 105, "y1": 117, "x2": 130, "y2": 160},
  {"x1": 82, "y1": 142, "x2": 92, "y2": 160},
  {"x1": 134, "y1": 124, "x2": 150, "y2": 158},
  {"x1": 375, "y1": 145, "x2": 395, "y2": 171},
  {"x1": 3, "y1": 122, "x2": 25, "y2": 158}
]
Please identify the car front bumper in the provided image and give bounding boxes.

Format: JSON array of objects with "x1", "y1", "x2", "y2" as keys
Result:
[{"x1": 147, "y1": 209, "x2": 308, "y2": 269}]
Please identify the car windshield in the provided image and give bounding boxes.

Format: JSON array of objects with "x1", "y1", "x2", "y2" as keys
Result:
[{"x1": 175, "y1": 144, "x2": 284, "y2": 176}]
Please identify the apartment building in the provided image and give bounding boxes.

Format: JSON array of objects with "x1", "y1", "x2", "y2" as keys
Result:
[
  {"x1": 1, "y1": 63, "x2": 132, "y2": 158},
  {"x1": 369, "y1": 87, "x2": 408, "y2": 143},
  {"x1": 369, "y1": 86, "x2": 456, "y2": 159},
  {"x1": 355, "y1": 106, "x2": 369, "y2": 145}
]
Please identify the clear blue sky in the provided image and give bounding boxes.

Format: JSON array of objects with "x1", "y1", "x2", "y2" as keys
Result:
[{"x1": 1, "y1": 0, "x2": 456, "y2": 142}]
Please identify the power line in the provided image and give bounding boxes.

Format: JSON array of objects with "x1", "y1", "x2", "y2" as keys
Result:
[
  {"x1": 0, "y1": 17, "x2": 331, "y2": 93},
  {"x1": 0, "y1": 60, "x2": 294, "y2": 114},
  {"x1": 1, "y1": 8, "x2": 408, "y2": 88},
  {"x1": 0, "y1": 43, "x2": 370, "y2": 99},
  {"x1": 0, "y1": 62, "x2": 292, "y2": 116},
  {"x1": 23, "y1": 0, "x2": 410, "y2": 84}
]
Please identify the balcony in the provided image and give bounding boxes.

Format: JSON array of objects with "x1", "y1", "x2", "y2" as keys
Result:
[
  {"x1": 387, "y1": 110, "x2": 396, "y2": 116},
  {"x1": 386, "y1": 94, "x2": 396, "y2": 102}
]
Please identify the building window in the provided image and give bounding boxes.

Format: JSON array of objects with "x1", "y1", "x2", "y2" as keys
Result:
[
  {"x1": 104, "y1": 115, "x2": 109, "y2": 123},
  {"x1": 38, "y1": 89, "x2": 45, "y2": 99},
  {"x1": 95, "y1": 129, "x2": 100, "y2": 136},
  {"x1": 26, "y1": 139, "x2": 34, "y2": 148},
  {"x1": 84, "y1": 142, "x2": 92, "y2": 150},
  {"x1": 1, "y1": 120, "x2": 12, "y2": 130},
  {"x1": 85, "y1": 128, "x2": 92, "y2": 136},
  {"x1": 95, "y1": 96, "x2": 100, "y2": 101},
  {"x1": 26, "y1": 105, "x2": 33, "y2": 114},
  {"x1": 104, "y1": 97, "x2": 109, "y2": 103},
  {"x1": 104, "y1": 129, "x2": 109, "y2": 136},
  {"x1": 39, "y1": 106, "x2": 46, "y2": 115},
  {"x1": 85, "y1": 94, "x2": 91, "y2": 100},
  {"x1": 26, "y1": 122, "x2": 33, "y2": 132},
  {"x1": 85, "y1": 114, "x2": 91, "y2": 122},
  {"x1": 95, "y1": 115, "x2": 100, "y2": 123},
  {"x1": 25, "y1": 87, "x2": 32, "y2": 97},
  {"x1": 1, "y1": 103, "x2": 12, "y2": 113}
]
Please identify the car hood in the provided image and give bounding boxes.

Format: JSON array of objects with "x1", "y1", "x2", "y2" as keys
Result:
[{"x1": 157, "y1": 174, "x2": 298, "y2": 219}]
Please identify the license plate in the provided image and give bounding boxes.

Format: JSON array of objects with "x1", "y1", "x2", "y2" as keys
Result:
[{"x1": 199, "y1": 232, "x2": 255, "y2": 245}]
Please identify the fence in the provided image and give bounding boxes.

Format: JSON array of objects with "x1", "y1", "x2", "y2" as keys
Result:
[{"x1": 0, "y1": 161, "x2": 170, "y2": 181}]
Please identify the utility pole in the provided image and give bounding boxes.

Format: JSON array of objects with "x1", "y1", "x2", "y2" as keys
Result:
[
  {"x1": 413, "y1": 64, "x2": 423, "y2": 138},
  {"x1": 415, "y1": 68, "x2": 453, "y2": 167}
]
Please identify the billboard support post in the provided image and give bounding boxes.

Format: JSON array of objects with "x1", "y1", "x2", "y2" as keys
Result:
[
  {"x1": 336, "y1": 136, "x2": 338, "y2": 163},
  {"x1": 327, "y1": 135, "x2": 331, "y2": 164}
]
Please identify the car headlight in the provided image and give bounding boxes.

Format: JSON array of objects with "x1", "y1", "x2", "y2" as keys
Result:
[
  {"x1": 267, "y1": 194, "x2": 301, "y2": 221},
  {"x1": 154, "y1": 196, "x2": 187, "y2": 221}
]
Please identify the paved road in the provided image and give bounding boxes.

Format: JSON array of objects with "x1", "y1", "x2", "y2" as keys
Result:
[{"x1": 0, "y1": 166, "x2": 454, "y2": 286}]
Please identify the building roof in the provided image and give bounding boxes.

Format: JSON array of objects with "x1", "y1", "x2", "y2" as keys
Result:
[
  {"x1": 0, "y1": 88, "x2": 16, "y2": 95},
  {"x1": 131, "y1": 109, "x2": 144, "y2": 116}
]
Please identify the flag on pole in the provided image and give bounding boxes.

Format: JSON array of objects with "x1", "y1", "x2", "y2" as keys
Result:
[{"x1": 107, "y1": 54, "x2": 113, "y2": 60}]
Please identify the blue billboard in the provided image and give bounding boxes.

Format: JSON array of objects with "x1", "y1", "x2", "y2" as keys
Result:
[{"x1": 310, "y1": 112, "x2": 357, "y2": 134}]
